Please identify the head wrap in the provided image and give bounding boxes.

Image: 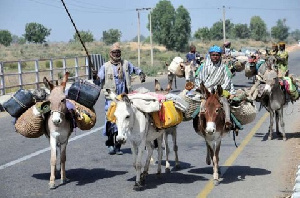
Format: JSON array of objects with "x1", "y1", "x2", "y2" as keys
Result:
[
  {"x1": 110, "y1": 42, "x2": 121, "y2": 65},
  {"x1": 278, "y1": 41, "x2": 286, "y2": 46},
  {"x1": 224, "y1": 41, "x2": 231, "y2": 47},
  {"x1": 110, "y1": 42, "x2": 121, "y2": 52},
  {"x1": 209, "y1": 45, "x2": 222, "y2": 53}
]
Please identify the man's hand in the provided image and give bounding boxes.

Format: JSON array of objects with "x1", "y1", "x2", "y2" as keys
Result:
[
  {"x1": 139, "y1": 72, "x2": 146, "y2": 83},
  {"x1": 229, "y1": 94, "x2": 235, "y2": 100}
]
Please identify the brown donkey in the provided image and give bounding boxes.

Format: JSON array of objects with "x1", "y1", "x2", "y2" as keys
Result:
[
  {"x1": 43, "y1": 72, "x2": 73, "y2": 189},
  {"x1": 193, "y1": 82, "x2": 230, "y2": 185}
]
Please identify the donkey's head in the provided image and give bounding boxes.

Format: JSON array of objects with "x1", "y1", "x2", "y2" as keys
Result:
[
  {"x1": 263, "y1": 70, "x2": 279, "y2": 94},
  {"x1": 114, "y1": 94, "x2": 134, "y2": 144},
  {"x1": 198, "y1": 82, "x2": 225, "y2": 134},
  {"x1": 43, "y1": 72, "x2": 69, "y2": 125}
]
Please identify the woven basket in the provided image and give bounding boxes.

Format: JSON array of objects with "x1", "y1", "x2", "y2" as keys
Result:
[
  {"x1": 183, "y1": 96, "x2": 201, "y2": 121},
  {"x1": 234, "y1": 61, "x2": 245, "y2": 72},
  {"x1": 68, "y1": 99, "x2": 96, "y2": 130},
  {"x1": 231, "y1": 101, "x2": 257, "y2": 125},
  {"x1": 15, "y1": 104, "x2": 45, "y2": 138}
]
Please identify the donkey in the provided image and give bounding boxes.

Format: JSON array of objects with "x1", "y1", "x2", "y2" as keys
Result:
[
  {"x1": 260, "y1": 69, "x2": 286, "y2": 140},
  {"x1": 154, "y1": 79, "x2": 180, "y2": 172},
  {"x1": 107, "y1": 90, "x2": 165, "y2": 190},
  {"x1": 193, "y1": 82, "x2": 231, "y2": 185},
  {"x1": 43, "y1": 72, "x2": 73, "y2": 189}
]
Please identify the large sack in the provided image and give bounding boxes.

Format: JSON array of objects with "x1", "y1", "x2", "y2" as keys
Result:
[
  {"x1": 15, "y1": 102, "x2": 47, "y2": 138},
  {"x1": 128, "y1": 93, "x2": 160, "y2": 113},
  {"x1": 106, "y1": 101, "x2": 117, "y2": 123},
  {"x1": 231, "y1": 101, "x2": 257, "y2": 125},
  {"x1": 168, "y1": 57, "x2": 184, "y2": 73},
  {"x1": 68, "y1": 99, "x2": 96, "y2": 130},
  {"x1": 67, "y1": 80, "x2": 100, "y2": 109},
  {"x1": 151, "y1": 100, "x2": 183, "y2": 129},
  {"x1": 3, "y1": 89, "x2": 35, "y2": 118}
]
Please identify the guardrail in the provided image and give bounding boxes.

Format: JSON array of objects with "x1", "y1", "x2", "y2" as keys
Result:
[{"x1": 0, "y1": 54, "x2": 104, "y2": 95}]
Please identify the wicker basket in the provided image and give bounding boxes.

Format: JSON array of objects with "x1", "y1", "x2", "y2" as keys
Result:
[
  {"x1": 183, "y1": 96, "x2": 201, "y2": 121},
  {"x1": 234, "y1": 61, "x2": 246, "y2": 72},
  {"x1": 67, "y1": 99, "x2": 96, "y2": 130},
  {"x1": 15, "y1": 103, "x2": 45, "y2": 138},
  {"x1": 231, "y1": 101, "x2": 257, "y2": 125}
]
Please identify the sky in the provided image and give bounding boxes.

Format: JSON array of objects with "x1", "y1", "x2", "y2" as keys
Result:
[{"x1": 1, "y1": 0, "x2": 299, "y2": 42}]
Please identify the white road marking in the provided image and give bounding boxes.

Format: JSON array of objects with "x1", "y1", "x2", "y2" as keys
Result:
[{"x1": 0, "y1": 125, "x2": 104, "y2": 170}]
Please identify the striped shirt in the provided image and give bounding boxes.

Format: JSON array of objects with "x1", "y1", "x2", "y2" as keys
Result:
[{"x1": 195, "y1": 58, "x2": 236, "y2": 94}]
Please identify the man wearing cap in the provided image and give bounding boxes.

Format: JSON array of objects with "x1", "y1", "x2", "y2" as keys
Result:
[
  {"x1": 98, "y1": 42, "x2": 146, "y2": 155},
  {"x1": 223, "y1": 41, "x2": 232, "y2": 58},
  {"x1": 186, "y1": 44, "x2": 202, "y2": 65},
  {"x1": 276, "y1": 42, "x2": 289, "y2": 76},
  {"x1": 195, "y1": 45, "x2": 235, "y2": 130}
]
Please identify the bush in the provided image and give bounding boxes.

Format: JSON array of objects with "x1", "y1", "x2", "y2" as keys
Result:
[{"x1": 55, "y1": 60, "x2": 63, "y2": 68}]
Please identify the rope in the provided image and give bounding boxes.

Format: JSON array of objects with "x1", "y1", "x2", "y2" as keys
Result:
[
  {"x1": 12, "y1": 96, "x2": 27, "y2": 109},
  {"x1": 60, "y1": 0, "x2": 94, "y2": 79}
]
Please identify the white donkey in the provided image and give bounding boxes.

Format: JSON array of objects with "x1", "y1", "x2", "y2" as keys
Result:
[
  {"x1": 108, "y1": 90, "x2": 165, "y2": 190},
  {"x1": 43, "y1": 72, "x2": 73, "y2": 189}
]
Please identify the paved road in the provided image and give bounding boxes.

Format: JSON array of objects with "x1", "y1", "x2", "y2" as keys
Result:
[{"x1": 0, "y1": 49, "x2": 300, "y2": 198}]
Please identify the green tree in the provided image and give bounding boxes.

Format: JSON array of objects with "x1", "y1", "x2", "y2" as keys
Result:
[
  {"x1": 172, "y1": 5, "x2": 191, "y2": 52},
  {"x1": 73, "y1": 30, "x2": 94, "y2": 43},
  {"x1": 131, "y1": 35, "x2": 146, "y2": 42},
  {"x1": 0, "y1": 30, "x2": 12, "y2": 46},
  {"x1": 271, "y1": 19, "x2": 289, "y2": 41},
  {"x1": 102, "y1": 29, "x2": 121, "y2": 45},
  {"x1": 209, "y1": 21, "x2": 223, "y2": 40},
  {"x1": 249, "y1": 16, "x2": 267, "y2": 41},
  {"x1": 290, "y1": 29, "x2": 300, "y2": 41},
  {"x1": 194, "y1": 27, "x2": 211, "y2": 41},
  {"x1": 233, "y1": 24, "x2": 250, "y2": 39},
  {"x1": 149, "y1": 0, "x2": 176, "y2": 50},
  {"x1": 24, "y1": 22, "x2": 51, "y2": 43}
]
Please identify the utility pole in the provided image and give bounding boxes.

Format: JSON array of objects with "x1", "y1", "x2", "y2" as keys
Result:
[
  {"x1": 149, "y1": 9, "x2": 153, "y2": 67},
  {"x1": 136, "y1": 8, "x2": 152, "y2": 67},
  {"x1": 222, "y1": 5, "x2": 226, "y2": 44}
]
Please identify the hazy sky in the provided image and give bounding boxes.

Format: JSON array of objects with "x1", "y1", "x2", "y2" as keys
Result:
[{"x1": 1, "y1": 0, "x2": 299, "y2": 42}]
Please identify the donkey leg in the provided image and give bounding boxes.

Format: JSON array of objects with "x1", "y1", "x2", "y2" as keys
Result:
[
  {"x1": 60, "y1": 143, "x2": 68, "y2": 184},
  {"x1": 213, "y1": 140, "x2": 222, "y2": 185},
  {"x1": 164, "y1": 132, "x2": 171, "y2": 173},
  {"x1": 143, "y1": 142, "x2": 154, "y2": 180},
  {"x1": 156, "y1": 134, "x2": 163, "y2": 176},
  {"x1": 49, "y1": 135, "x2": 57, "y2": 189},
  {"x1": 268, "y1": 112, "x2": 274, "y2": 140},
  {"x1": 206, "y1": 142, "x2": 211, "y2": 165},
  {"x1": 133, "y1": 141, "x2": 145, "y2": 190},
  {"x1": 279, "y1": 108, "x2": 286, "y2": 141},
  {"x1": 172, "y1": 129, "x2": 180, "y2": 169}
]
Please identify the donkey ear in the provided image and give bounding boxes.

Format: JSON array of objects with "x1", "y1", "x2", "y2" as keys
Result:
[
  {"x1": 216, "y1": 85, "x2": 223, "y2": 97},
  {"x1": 106, "y1": 89, "x2": 117, "y2": 101},
  {"x1": 199, "y1": 81, "x2": 210, "y2": 98},
  {"x1": 155, "y1": 79, "x2": 162, "y2": 92},
  {"x1": 61, "y1": 71, "x2": 70, "y2": 89},
  {"x1": 121, "y1": 94, "x2": 131, "y2": 105},
  {"x1": 43, "y1": 77, "x2": 54, "y2": 91}
]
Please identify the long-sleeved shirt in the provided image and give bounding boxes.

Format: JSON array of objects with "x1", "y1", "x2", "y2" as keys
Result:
[
  {"x1": 195, "y1": 58, "x2": 236, "y2": 95},
  {"x1": 97, "y1": 60, "x2": 142, "y2": 135}
]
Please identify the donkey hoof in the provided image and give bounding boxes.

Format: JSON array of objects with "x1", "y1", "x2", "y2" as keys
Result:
[
  {"x1": 213, "y1": 179, "x2": 220, "y2": 186},
  {"x1": 283, "y1": 137, "x2": 287, "y2": 141},
  {"x1": 60, "y1": 178, "x2": 70, "y2": 184},
  {"x1": 175, "y1": 164, "x2": 181, "y2": 170},
  {"x1": 165, "y1": 168, "x2": 171, "y2": 173},
  {"x1": 133, "y1": 182, "x2": 143, "y2": 191},
  {"x1": 268, "y1": 136, "x2": 272, "y2": 140},
  {"x1": 49, "y1": 183, "x2": 56, "y2": 189}
]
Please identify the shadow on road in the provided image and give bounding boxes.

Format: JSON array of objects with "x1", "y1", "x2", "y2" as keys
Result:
[
  {"x1": 220, "y1": 165, "x2": 271, "y2": 184},
  {"x1": 127, "y1": 171, "x2": 207, "y2": 191},
  {"x1": 32, "y1": 168, "x2": 127, "y2": 186}
]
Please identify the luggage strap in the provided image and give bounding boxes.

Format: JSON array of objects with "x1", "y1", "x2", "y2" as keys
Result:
[{"x1": 12, "y1": 96, "x2": 27, "y2": 108}]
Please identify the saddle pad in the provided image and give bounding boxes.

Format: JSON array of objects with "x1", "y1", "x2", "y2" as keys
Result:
[{"x1": 151, "y1": 100, "x2": 183, "y2": 129}]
